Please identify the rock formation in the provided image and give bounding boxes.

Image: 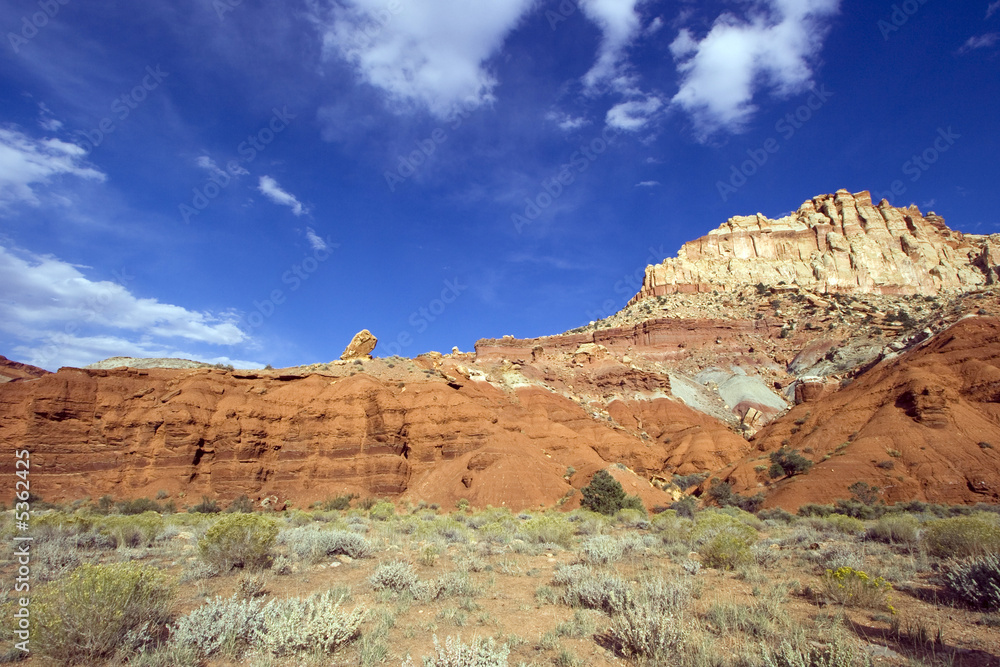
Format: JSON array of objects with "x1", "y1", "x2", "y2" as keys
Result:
[
  {"x1": 0, "y1": 356, "x2": 49, "y2": 383},
  {"x1": 340, "y1": 329, "x2": 378, "y2": 360},
  {"x1": 721, "y1": 317, "x2": 1000, "y2": 509},
  {"x1": 629, "y1": 190, "x2": 1000, "y2": 304}
]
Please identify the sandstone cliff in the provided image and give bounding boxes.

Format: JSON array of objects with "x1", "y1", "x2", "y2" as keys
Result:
[{"x1": 630, "y1": 190, "x2": 1000, "y2": 304}]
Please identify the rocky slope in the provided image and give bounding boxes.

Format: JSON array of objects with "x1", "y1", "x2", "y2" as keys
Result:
[
  {"x1": 0, "y1": 356, "x2": 49, "y2": 383},
  {"x1": 629, "y1": 190, "x2": 999, "y2": 303},
  {"x1": 2, "y1": 190, "x2": 998, "y2": 512},
  {"x1": 0, "y1": 355, "x2": 749, "y2": 510},
  {"x1": 720, "y1": 316, "x2": 1000, "y2": 509}
]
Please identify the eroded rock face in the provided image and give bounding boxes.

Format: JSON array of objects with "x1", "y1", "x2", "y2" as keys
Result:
[
  {"x1": 0, "y1": 363, "x2": 750, "y2": 510},
  {"x1": 0, "y1": 356, "x2": 49, "y2": 383},
  {"x1": 340, "y1": 330, "x2": 377, "y2": 360},
  {"x1": 630, "y1": 190, "x2": 1000, "y2": 304},
  {"x1": 721, "y1": 317, "x2": 1000, "y2": 509}
]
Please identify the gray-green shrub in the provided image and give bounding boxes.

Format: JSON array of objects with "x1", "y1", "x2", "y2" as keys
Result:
[
  {"x1": 944, "y1": 554, "x2": 1000, "y2": 610},
  {"x1": 402, "y1": 634, "x2": 510, "y2": 667}
]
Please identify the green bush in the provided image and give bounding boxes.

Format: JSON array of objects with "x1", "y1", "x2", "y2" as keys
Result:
[
  {"x1": 822, "y1": 513, "x2": 865, "y2": 535},
  {"x1": 369, "y1": 500, "x2": 396, "y2": 521},
  {"x1": 33, "y1": 562, "x2": 173, "y2": 665},
  {"x1": 692, "y1": 512, "x2": 758, "y2": 570},
  {"x1": 199, "y1": 513, "x2": 279, "y2": 571},
  {"x1": 98, "y1": 512, "x2": 164, "y2": 547},
  {"x1": 519, "y1": 515, "x2": 574, "y2": 547},
  {"x1": 609, "y1": 600, "x2": 687, "y2": 663},
  {"x1": 922, "y1": 515, "x2": 1000, "y2": 558},
  {"x1": 190, "y1": 496, "x2": 221, "y2": 514},
  {"x1": 581, "y1": 535, "x2": 625, "y2": 565},
  {"x1": 821, "y1": 567, "x2": 894, "y2": 612},
  {"x1": 943, "y1": 554, "x2": 1000, "y2": 610},
  {"x1": 768, "y1": 448, "x2": 813, "y2": 478},
  {"x1": 581, "y1": 470, "x2": 643, "y2": 516},
  {"x1": 319, "y1": 494, "x2": 355, "y2": 511},
  {"x1": 866, "y1": 514, "x2": 919, "y2": 545},
  {"x1": 116, "y1": 497, "x2": 163, "y2": 515},
  {"x1": 226, "y1": 495, "x2": 255, "y2": 513}
]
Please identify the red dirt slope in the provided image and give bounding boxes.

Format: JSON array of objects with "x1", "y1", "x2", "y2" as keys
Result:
[{"x1": 722, "y1": 316, "x2": 1000, "y2": 510}]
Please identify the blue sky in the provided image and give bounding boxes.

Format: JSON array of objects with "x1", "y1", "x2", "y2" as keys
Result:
[{"x1": 1, "y1": 0, "x2": 998, "y2": 370}]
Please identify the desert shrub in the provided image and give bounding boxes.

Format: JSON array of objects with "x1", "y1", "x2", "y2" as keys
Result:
[
  {"x1": 833, "y1": 498, "x2": 886, "y2": 519},
  {"x1": 116, "y1": 497, "x2": 163, "y2": 515},
  {"x1": 271, "y1": 555, "x2": 292, "y2": 575},
  {"x1": 403, "y1": 634, "x2": 510, "y2": 667},
  {"x1": 260, "y1": 590, "x2": 366, "y2": 655},
  {"x1": 190, "y1": 495, "x2": 221, "y2": 513},
  {"x1": 319, "y1": 494, "x2": 355, "y2": 511},
  {"x1": 33, "y1": 562, "x2": 173, "y2": 664},
  {"x1": 581, "y1": 535, "x2": 625, "y2": 565},
  {"x1": 943, "y1": 554, "x2": 1000, "y2": 610},
  {"x1": 615, "y1": 508, "x2": 649, "y2": 528},
  {"x1": 370, "y1": 500, "x2": 396, "y2": 521},
  {"x1": 278, "y1": 527, "x2": 373, "y2": 562},
  {"x1": 768, "y1": 448, "x2": 813, "y2": 478},
  {"x1": 757, "y1": 507, "x2": 795, "y2": 523},
  {"x1": 99, "y1": 512, "x2": 164, "y2": 546},
  {"x1": 821, "y1": 567, "x2": 894, "y2": 612},
  {"x1": 199, "y1": 513, "x2": 279, "y2": 572},
  {"x1": 608, "y1": 599, "x2": 687, "y2": 663},
  {"x1": 226, "y1": 494, "x2": 255, "y2": 513},
  {"x1": 761, "y1": 633, "x2": 873, "y2": 667},
  {"x1": 580, "y1": 470, "x2": 643, "y2": 516},
  {"x1": 371, "y1": 560, "x2": 420, "y2": 594},
  {"x1": 519, "y1": 515, "x2": 574, "y2": 547},
  {"x1": 815, "y1": 543, "x2": 864, "y2": 572},
  {"x1": 34, "y1": 538, "x2": 87, "y2": 582},
  {"x1": 169, "y1": 595, "x2": 265, "y2": 658},
  {"x1": 923, "y1": 515, "x2": 1000, "y2": 558},
  {"x1": 848, "y1": 481, "x2": 882, "y2": 506},
  {"x1": 672, "y1": 472, "x2": 708, "y2": 490},
  {"x1": 821, "y1": 513, "x2": 865, "y2": 535},
  {"x1": 691, "y1": 512, "x2": 758, "y2": 570},
  {"x1": 866, "y1": 514, "x2": 920, "y2": 545},
  {"x1": 562, "y1": 571, "x2": 632, "y2": 615},
  {"x1": 707, "y1": 479, "x2": 765, "y2": 513},
  {"x1": 418, "y1": 571, "x2": 483, "y2": 601}
]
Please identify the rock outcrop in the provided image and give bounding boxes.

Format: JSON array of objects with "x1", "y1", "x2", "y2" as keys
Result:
[
  {"x1": 0, "y1": 361, "x2": 750, "y2": 510},
  {"x1": 0, "y1": 356, "x2": 49, "y2": 383},
  {"x1": 341, "y1": 329, "x2": 378, "y2": 360},
  {"x1": 720, "y1": 317, "x2": 1000, "y2": 509},
  {"x1": 630, "y1": 190, "x2": 1000, "y2": 304}
]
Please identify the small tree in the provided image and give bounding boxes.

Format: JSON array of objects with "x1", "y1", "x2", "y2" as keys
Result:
[
  {"x1": 768, "y1": 447, "x2": 813, "y2": 479},
  {"x1": 848, "y1": 481, "x2": 881, "y2": 506},
  {"x1": 581, "y1": 470, "x2": 643, "y2": 516}
]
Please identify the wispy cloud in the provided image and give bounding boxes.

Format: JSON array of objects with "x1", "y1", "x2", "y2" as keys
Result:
[
  {"x1": 305, "y1": 227, "x2": 328, "y2": 251},
  {"x1": 607, "y1": 95, "x2": 663, "y2": 131},
  {"x1": 959, "y1": 32, "x2": 1000, "y2": 53},
  {"x1": 988, "y1": 1, "x2": 1000, "y2": 19},
  {"x1": 0, "y1": 243, "x2": 250, "y2": 369},
  {"x1": 635, "y1": 180, "x2": 661, "y2": 187},
  {"x1": 0, "y1": 127, "x2": 105, "y2": 207},
  {"x1": 546, "y1": 111, "x2": 590, "y2": 132},
  {"x1": 670, "y1": 0, "x2": 840, "y2": 140},
  {"x1": 196, "y1": 155, "x2": 247, "y2": 177},
  {"x1": 258, "y1": 175, "x2": 307, "y2": 216},
  {"x1": 314, "y1": 0, "x2": 535, "y2": 118},
  {"x1": 578, "y1": 0, "x2": 645, "y2": 90}
]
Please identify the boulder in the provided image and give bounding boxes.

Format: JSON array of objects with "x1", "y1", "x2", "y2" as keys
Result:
[{"x1": 340, "y1": 330, "x2": 377, "y2": 360}]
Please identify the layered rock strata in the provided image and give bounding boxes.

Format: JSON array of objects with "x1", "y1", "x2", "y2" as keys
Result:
[{"x1": 630, "y1": 190, "x2": 1000, "y2": 304}]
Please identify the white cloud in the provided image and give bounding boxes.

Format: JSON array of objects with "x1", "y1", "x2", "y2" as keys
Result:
[
  {"x1": 577, "y1": 0, "x2": 645, "y2": 89},
  {"x1": 305, "y1": 227, "x2": 328, "y2": 251},
  {"x1": 959, "y1": 32, "x2": 999, "y2": 52},
  {"x1": 258, "y1": 175, "x2": 307, "y2": 216},
  {"x1": 988, "y1": 1, "x2": 1000, "y2": 19},
  {"x1": 0, "y1": 244, "x2": 250, "y2": 370},
  {"x1": 197, "y1": 155, "x2": 248, "y2": 177},
  {"x1": 635, "y1": 180, "x2": 660, "y2": 187},
  {"x1": 670, "y1": 0, "x2": 840, "y2": 139},
  {"x1": 606, "y1": 94, "x2": 663, "y2": 131},
  {"x1": 545, "y1": 110, "x2": 590, "y2": 132},
  {"x1": 315, "y1": 0, "x2": 536, "y2": 118},
  {"x1": 646, "y1": 16, "x2": 664, "y2": 35},
  {"x1": 0, "y1": 127, "x2": 105, "y2": 207}
]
